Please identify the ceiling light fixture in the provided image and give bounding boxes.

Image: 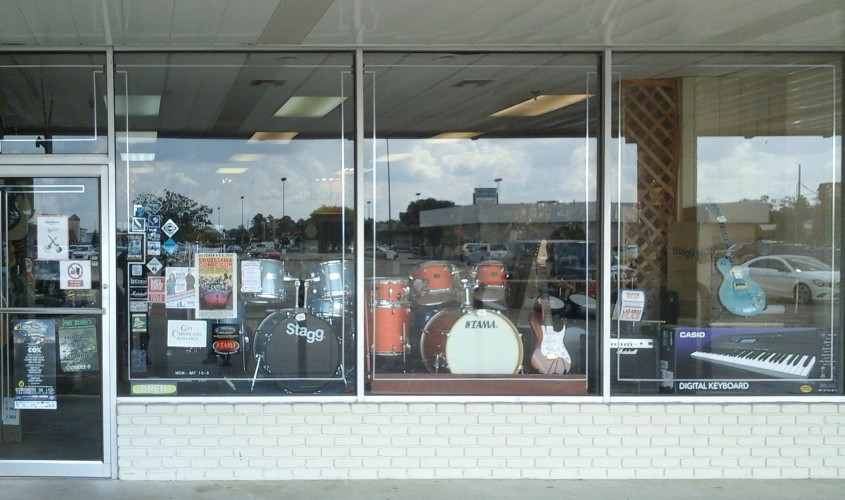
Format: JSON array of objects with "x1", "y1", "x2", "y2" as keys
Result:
[
  {"x1": 274, "y1": 96, "x2": 347, "y2": 118},
  {"x1": 229, "y1": 154, "x2": 266, "y2": 162},
  {"x1": 248, "y1": 131, "x2": 299, "y2": 143},
  {"x1": 430, "y1": 132, "x2": 483, "y2": 139},
  {"x1": 215, "y1": 167, "x2": 250, "y2": 174},
  {"x1": 120, "y1": 153, "x2": 156, "y2": 162},
  {"x1": 109, "y1": 95, "x2": 162, "y2": 116},
  {"x1": 491, "y1": 94, "x2": 592, "y2": 117}
]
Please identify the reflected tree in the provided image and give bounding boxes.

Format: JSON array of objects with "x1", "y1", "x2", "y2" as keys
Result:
[{"x1": 134, "y1": 190, "x2": 212, "y2": 242}]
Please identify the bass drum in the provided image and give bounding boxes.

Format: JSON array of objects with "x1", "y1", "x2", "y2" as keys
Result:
[
  {"x1": 252, "y1": 309, "x2": 342, "y2": 379},
  {"x1": 420, "y1": 309, "x2": 523, "y2": 374}
]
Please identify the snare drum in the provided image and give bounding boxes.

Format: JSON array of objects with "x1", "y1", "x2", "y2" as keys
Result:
[
  {"x1": 420, "y1": 309, "x2": 523, "y2": 374},
  {"x1": 311, "y1": 260, "x2": 354, "y2": 298},
  {"x1": 411, "y1": 261, "x2": 457, "y2": 306},
  {"x1": 252, "y1": 309, "x2": 341, "y2": 378},
  {"x1": 241, "y1": 259, "x2": 287, "y2": 305}
]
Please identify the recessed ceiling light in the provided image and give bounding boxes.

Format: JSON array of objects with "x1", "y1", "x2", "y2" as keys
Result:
[
  {"x1": 109, "y1": 95, "x2": 162, "y2": 116},
  {"x1": 116, "y1": 131, "x2": 157, "y2": 144},
  {"x1": 430, "y1": 132, "x2": 483, "y2": 139},
  {"x1": 120, "y1": 153, "x2": 156, "y2": 162},
  {"x1": 492, "y1": 94, "x2": 593, "y2": 117},
  {"x1": 274, "y1": 96, "x2": 347, "y2": 118},
  {"x1": 215, "y1": 167, "x2": 250, "y2": 174},
  {"x1": 248, "y1": 131, "x2": 299, "y2": 143},
  {"x1": 229, "y1": 154, "x2": 266, "y2": 162}
]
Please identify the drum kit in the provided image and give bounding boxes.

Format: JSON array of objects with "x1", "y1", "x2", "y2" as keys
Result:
[
  {"x1": 366, "y1": 259, "x2": 524, "y2": 376},
  {"x1": 244, "y1": 258, "x2": 355, "y2": 393},
  {"x1": 235, "y1": 256, "x2": 591, "y2": 390}
]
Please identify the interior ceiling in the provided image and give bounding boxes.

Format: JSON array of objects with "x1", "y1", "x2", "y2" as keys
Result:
[{"x1": 0, "y1": 1, "x2": 842, "y2": 141}]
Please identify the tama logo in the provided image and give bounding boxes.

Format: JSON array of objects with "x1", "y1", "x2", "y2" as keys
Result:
[
  {"x1": 679, "y1": 330, "x2": 706, "y2": 338},
  {"x1": 286, "y1": 322, "x2": 325, "y2": 343},
  {"x1": 464, "y1": 320, "x2": 496, "y2": 329}
]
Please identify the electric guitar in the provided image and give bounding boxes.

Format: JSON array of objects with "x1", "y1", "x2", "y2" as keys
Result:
[
  {"x1": 706, "y1": 204, "x2": 766, "y2": 317},
  {"x1": 529, "y1": 239, "x2": 572, "y2": 374}
]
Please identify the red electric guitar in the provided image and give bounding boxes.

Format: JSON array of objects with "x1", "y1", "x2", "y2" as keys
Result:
[{"x1": 529, "y1": 240, "x2": 572, "y2": 374}]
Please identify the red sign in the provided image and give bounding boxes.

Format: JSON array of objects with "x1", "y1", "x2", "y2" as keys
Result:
[{"x1": 148, "y1": 276, "x2": 166, "y2": 303}]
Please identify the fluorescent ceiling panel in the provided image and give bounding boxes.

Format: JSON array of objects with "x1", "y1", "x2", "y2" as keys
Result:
[
  {"x1": 229, "y1": 154, "x2": 266, "y2": 161},
  {"x1": 491, "y1": 94, "x2": 592, "y2": 117},
  {"x1": 116, "y1": 131, "x2": 158, "y2": 143},
  {"x1": 430, "y1": 132, "x2": 483, "y2": 139},
  {"x1": 120, "y1": 153, "x2": 156, "y2": 162},
  {"x1": 216, "y1": 167, "x2": 250, "y2": 174},
  {"x1": 248, "y1": 131, "x2": 299, "y2": 143},
  {"x1": 109, "y1": 95, "x2": 162, "y2": 116},
  {"x1": 274, "y1": 96, "x2": 347, "y2": 118}
]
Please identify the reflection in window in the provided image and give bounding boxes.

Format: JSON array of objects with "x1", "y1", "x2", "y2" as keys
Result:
[
  {"x1": 363, "y1": 53, "x2": 600, "y2": 395},
  {"x1": 614, "y1": 54, "x2": 842, "y2": 396},
  {"x1": 114, "y1": 53, "x2": 355, "y2": 397}
]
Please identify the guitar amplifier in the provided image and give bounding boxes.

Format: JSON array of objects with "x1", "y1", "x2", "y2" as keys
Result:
[{"x1": 579, "y1": 324, "x2": 660, "y2": 394}]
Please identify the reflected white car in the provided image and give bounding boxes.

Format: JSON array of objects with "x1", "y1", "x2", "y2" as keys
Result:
[
  {"x1": 365, "y1": 245, "x2": 398, "y2": 260},
  {"x1": 740, "y1": 254, "x2": 839, "y2": 304}
]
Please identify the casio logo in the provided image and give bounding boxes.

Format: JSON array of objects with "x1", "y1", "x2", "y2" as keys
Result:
[{"x1": 678, "y1": 331, "x2": 706, "y2": 338}]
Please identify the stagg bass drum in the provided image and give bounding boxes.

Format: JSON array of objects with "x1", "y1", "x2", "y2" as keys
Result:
[
  {"x1": 420, "y1": 309, "x2": 523, "y2": 374},
  {"x1": 252, "y1": 309, "x2": 342, "y2": 378}
]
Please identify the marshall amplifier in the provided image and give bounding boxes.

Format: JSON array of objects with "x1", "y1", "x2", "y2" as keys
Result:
[{"x1": 580, "y1": 324, "x2": 660, "y2": 394}]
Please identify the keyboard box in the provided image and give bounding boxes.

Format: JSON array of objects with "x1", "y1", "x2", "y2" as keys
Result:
[{"x1": 659, "y1": 325, "x2": 833, "y2": 395}]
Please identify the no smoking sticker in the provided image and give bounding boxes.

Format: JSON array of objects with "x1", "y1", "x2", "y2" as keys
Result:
[{"x1": 60, "y1": 260, "x2": 92, "y2": 289}]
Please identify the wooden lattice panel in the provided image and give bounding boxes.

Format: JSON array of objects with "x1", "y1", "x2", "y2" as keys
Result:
[{"x1": 622, "y1": 79, "x2": 680, "y2": 314}]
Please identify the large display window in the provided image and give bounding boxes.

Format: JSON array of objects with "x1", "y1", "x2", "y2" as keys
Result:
[
  {"x1": 114, "y1": 53, "x2": 355, "y2": 397},
  {"x1": 0, "y1": 53, "x2": 108, "y2": 154},
  {"x1": 611, "y1": 53, "x2": 843, "y2": 396},
  {"x1": 362, "y1": 53, "x2": 601, "y2": 395}
]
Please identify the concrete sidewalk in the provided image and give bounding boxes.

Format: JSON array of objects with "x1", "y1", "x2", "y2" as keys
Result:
[{"x1": 1, "y1": 478, "x2": 844, "y2": 500}]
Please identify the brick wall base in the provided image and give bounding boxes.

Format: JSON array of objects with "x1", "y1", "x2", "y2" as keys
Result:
[{"x1": 116, "y1": 402, "x2": 845, "y2": 480}]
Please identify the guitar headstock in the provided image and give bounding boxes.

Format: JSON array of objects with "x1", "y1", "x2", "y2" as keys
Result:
[{"x1": 536, "y1": 239, "x2": 548, "y2": 266}]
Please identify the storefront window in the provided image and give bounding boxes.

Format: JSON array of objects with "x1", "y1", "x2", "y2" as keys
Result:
[
  {"x1": 363, "y1": 53, "x2": 600, "y2": 395},
  {"x1": 0, "y1": 53, "x2": 107, "y2": 154},
  {"x1": 612, "y1": 53, "x2": 842, "y2": 396},
  {"x1": 114, "y1": 52, "x2": 355, "y2": 397}
]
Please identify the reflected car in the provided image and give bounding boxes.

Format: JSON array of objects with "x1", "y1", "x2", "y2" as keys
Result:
[
  {"x1": 365, "y1": 245, "x2": 398, "y2": 260},
  {"x1": 740, "y1": 254, "x2": 840, "y2": 304}
]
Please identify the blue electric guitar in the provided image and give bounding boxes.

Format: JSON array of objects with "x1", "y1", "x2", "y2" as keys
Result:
[{"x1": 706, "y1": 204, "x2": 766, "y2": 317}]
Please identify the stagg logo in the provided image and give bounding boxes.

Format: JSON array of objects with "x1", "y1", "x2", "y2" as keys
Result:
[
  {"x1": 678, "y1": 330, "x2": 706, "y2": 338},
  {"x1": 286, "y1": 323, "x2": 325, "y2": 343},
  {"x1": 672, "y1": 246, "x2": 697, "y2": 260},
  {"x1": 464, "y1": 320, "x2": 496, "y2": 329}
]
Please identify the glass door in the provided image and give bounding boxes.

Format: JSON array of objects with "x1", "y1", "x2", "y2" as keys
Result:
[{"x1": 0, "y1": 167, "x2": 112, "y2": 477}]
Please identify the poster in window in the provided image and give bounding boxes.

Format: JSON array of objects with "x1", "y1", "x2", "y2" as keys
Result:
[
  {"x1": 165, "y1": 266, "x2": 196, "y2": 309},
  {"x1": 13, "y1": 319, "x2": 57, "y2": 409},
  {"x1": 37, "y1": 215, "x2": 69, "y2": 260},
  {"x1": 58, "y1": 317, "x2": 99, "y2": 372},
  {"x1": 195, "y1": 253, "x2": 237, "y2": 319}
]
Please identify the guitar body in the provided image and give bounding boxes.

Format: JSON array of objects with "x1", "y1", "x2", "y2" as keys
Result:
[
  {"x1": 529, "y1": 307, "x2": 572, "y2": 374},
  {"x1": 715, "y1": 257, "x2": 766, "y2": 317},
  {"x1": 529, "y1": 239, "x2": 572, "y2": 374}
]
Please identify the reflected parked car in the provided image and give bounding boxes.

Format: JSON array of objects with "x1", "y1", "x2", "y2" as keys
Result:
[
  {"x1": 741, "y1": 254, "x2": 840, "y2": 304},
  {"x1": 365, "y1": 245, "x2": 398, "y2": 260}
]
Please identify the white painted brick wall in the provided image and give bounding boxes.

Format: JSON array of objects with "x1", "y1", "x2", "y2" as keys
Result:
[{"x1": 116, "y1": 402, "x2": 845, "y2": 480}]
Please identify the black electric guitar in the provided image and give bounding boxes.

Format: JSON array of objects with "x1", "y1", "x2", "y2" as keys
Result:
[
  {"x1": 529, "y1": 239, "x2": 572, "y2": 374},
  {"x1": 706, "y1": 204, "x2": 766, "y2": 317}
]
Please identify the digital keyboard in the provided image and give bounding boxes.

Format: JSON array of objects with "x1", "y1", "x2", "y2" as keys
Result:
[{"x1": 690, "y1": 330, "x2": 821, "y2": 379}]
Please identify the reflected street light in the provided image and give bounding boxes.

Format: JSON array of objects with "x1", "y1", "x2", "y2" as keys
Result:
[
  {"x1": 367, "y1": 201, "x2": 371, "y2": 219},
  {"x1": 240, "y1": 196, "x2": 244, "y2": 229},
  {"x1": 281, "y1": 177, "x2": 287, "y2": 220},
  {"x1": 494, "y1": 178, "x2": 502, "y2": 203},
  {"x1": 217, "y1": 206, "x2": 221, "y2": 228}
]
